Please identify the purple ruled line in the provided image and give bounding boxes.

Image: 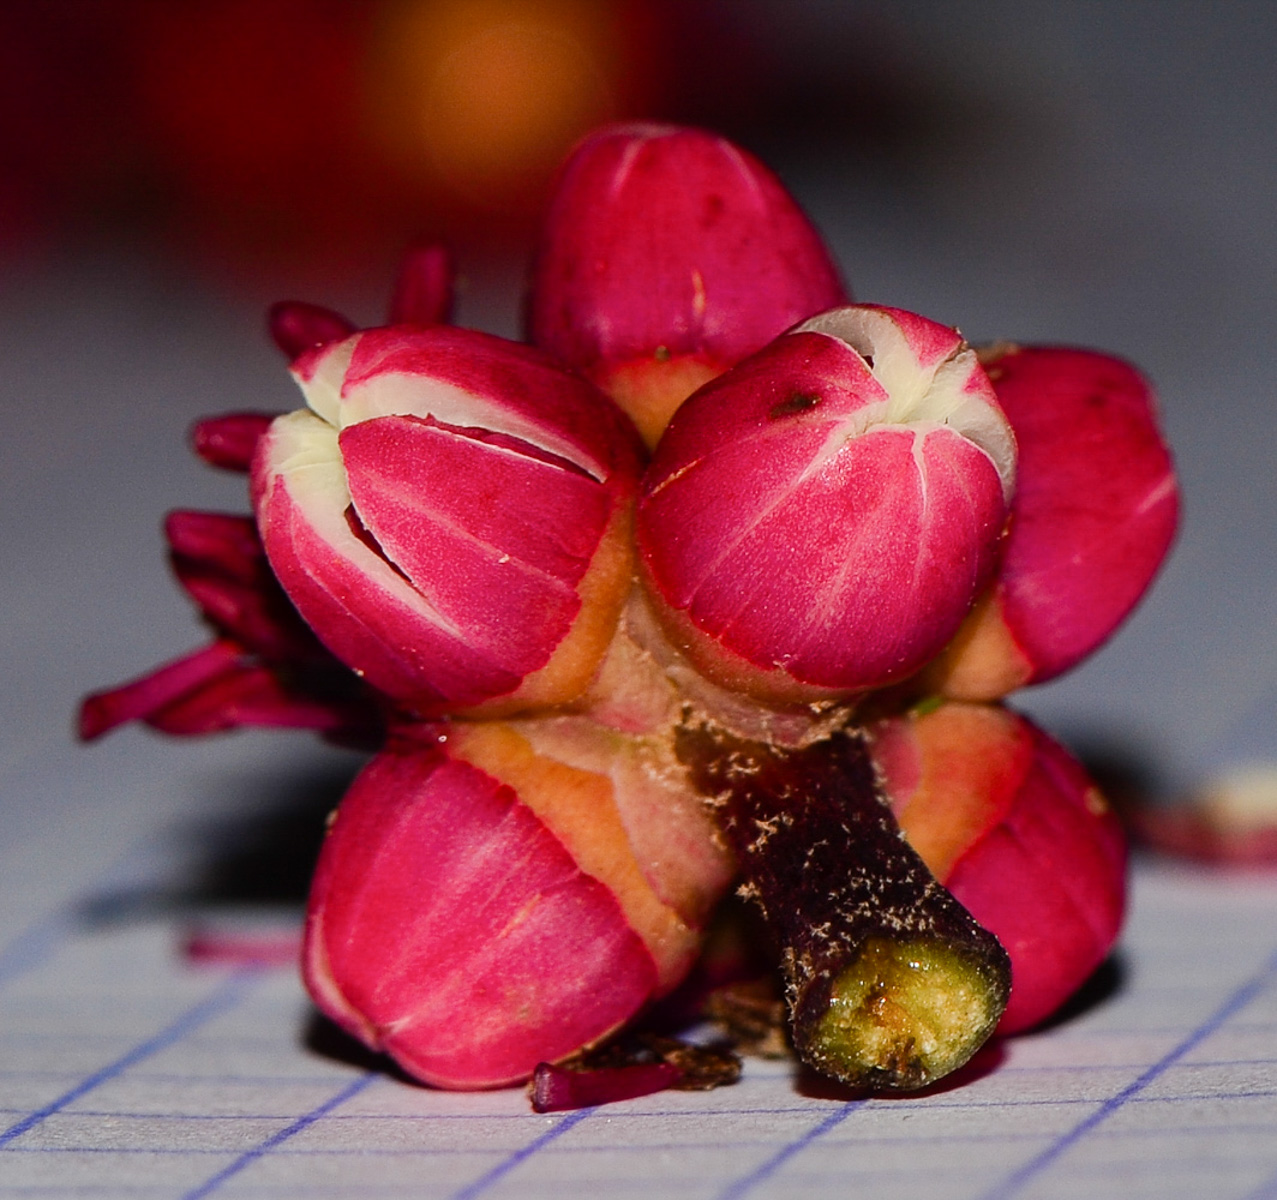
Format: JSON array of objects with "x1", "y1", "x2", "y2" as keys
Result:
[
  {"x1": 713, "y1": 1101, "x2": 866, "y2": 1200},
  {"x1": 0, "y1": 966, "x2": 260, "y2": 1150},
  {"x1": 978, "y1": 942, "x2": 1277, "y2": 1200},
  {"x1": 0, "y1": 909, "x2": 75, "y2": 989},
  {"x1": 448, "y1": 1107, "x2": 596, "y2": 1200},
  {"x1": 180, "y1": 1071, "x2": 377, "y2": 1200},
  {"x1": 1241, "y1": 1166, "x2": 1277, "y2": 1200}
]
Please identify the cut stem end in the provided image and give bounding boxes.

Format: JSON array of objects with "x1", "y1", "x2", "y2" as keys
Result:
[{"x1": 803, "y1": 935, "x2": 1005, "y2": 1090}]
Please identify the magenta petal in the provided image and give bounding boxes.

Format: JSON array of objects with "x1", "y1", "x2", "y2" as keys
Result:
[
  {"x1": 146, "y1": 661, "x2": 370, "y2": 737},
  {"x1": 169, "y1": 563, "x2": 317, "y2": 664},
  {"x1": 643, "y1": 330, "x2": 881, "y2": 477},
  {"x1": 268, "y1": 301, "x2": 357, "y2": 361},
  {"x1": 337, "y1": 416, "x2": 612, "y2": 675},
  {"x1": 189, "y1": 412, "x2": 278, "y2": 473},
  {"x1": 340, "y1": 326, "x2": 644, "y2": 481},
  {"x1": 165, "y1": 511, "x2": 264, "y2": 584},
  {"x1": 992, "y1": 347, "x2": 1179, "y2": 682},
  {"x1": 258, "y1": 477, "x2": 523, "y2": 710},
  {"x1": 182, "y1": 924, "x2": 302, "y2": 967},
  {"x1": 78, "y1": 640, "x2": 245, "y2": 741},
  {"x1": 387, "y1": 243, "x2": 455, "y2": 327},
  {"x1": 340, "y1": 416, "x2": 609, "y2": 586},
  {"x1": 164, "y1": 510, "x2": 331, "y2": 664}
]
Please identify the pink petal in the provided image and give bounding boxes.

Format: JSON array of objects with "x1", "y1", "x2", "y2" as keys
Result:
[
  {"x1": 189, "y1": 412, "x2": 278, "y2": 473},
  {"x1": 145, "y1": 661, "x2": 372, "y2": 738},
  {"x1": 340, "y1": 326, "x2": 643, "y2": 483},
  {"x1": 387, "y1": 243, "x2": 454, "y2": 327},
  {"x1": 258, "y1": 476, "x2": 523, "y2": 711},
  {"x1": 991, "y1": 347, "x2": 1179, "y2": 682},
  {"x1": 268, "y1": 301, "x2": 357, "y2": 361},
  {"x1": 164, "y1": 510, "x2": 263, "y2": 584},
  {"x1": 530, "y1": 1061, "x2": 681, "y2": 1112},
  {"x1": 78, "y1": 640, "x2": 245, "y2": 741},
  {"x1": 304, "y1": 741, "x2": 660, "y2": 1089}
]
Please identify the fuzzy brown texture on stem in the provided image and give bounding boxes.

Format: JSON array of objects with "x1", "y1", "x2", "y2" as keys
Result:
[{"x1": 676, "y1": 720, "x2": 1011, "y2": 1091}]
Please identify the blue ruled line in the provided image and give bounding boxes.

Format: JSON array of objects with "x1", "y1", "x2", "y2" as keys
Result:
[
  {"x1": 1241, "y1": 1166, "x2": 1277, "y2": 1200},
  {"x1": 0, "y1": 967, "x2": 258, "y2": 1149},
  {"x1": 181, "y1": 1071, "x2": 376, "y2": 1199},
  {"x1": 714, "y1": 1101, "x2": 866, "y2": 1200},
  {"x1": 449, "y1": 1107, "x2": 596, "y2": 1200},
  {"x1": 0, "y1": 909, "x2": 74, "y2": 989},
  {"x1": 979, "y1": 943, "x2": 1277, "y2": 1200}
]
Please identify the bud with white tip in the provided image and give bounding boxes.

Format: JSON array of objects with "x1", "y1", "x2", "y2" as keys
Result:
[
  {"x1": 254, "y1": 325, "x2": 644, "y2": 717},
  {"x1": 636, "y1": 305, "x2": 1016, "y2": 705}
]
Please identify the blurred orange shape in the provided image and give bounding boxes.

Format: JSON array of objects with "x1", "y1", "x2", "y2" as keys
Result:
[{"x1": 369, "y1": 0, "x2": 625, "y2": 204}]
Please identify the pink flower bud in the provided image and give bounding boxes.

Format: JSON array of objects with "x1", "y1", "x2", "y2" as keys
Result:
[
  {"x1": 636, "y1": 305, "x2": 1016, "y2": 705},
  {"x1": 303, "y1": 718, "x2": 733, "y2": 1089},
  {"x1": 528, "y1": 123, "x2": 848, "y2": 445},
  {"x1": 869, "y1": 701, "x2": 1127, "y2": 1034},
  {"x1": 924, "y1": 347, "x2": 1179, "y2": 698},
  {"x1": 254, "y1": 325, "x2": 645, "y2": 716}
]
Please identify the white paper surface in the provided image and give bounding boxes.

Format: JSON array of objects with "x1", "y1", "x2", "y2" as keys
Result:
[{"x1": 2, "y1": 864, "x2": 1276, "y2": 1199}]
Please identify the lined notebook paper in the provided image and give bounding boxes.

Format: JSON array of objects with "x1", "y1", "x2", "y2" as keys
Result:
[{"x1": 3, "y1": 858, "x2": 1276, "y2": 1200}]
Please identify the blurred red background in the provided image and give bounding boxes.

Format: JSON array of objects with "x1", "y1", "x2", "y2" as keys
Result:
[
  {"x1": 0, "y1": 0, "x2": 935, "y2": 288},
  {"x1": 1, "y1": 0, "x2": 657, "y2": 278}
]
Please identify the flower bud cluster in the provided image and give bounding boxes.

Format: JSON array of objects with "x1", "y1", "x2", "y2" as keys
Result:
[{"x1": 82, "y1": 122, "x2": 1179, "y2": 1095}]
